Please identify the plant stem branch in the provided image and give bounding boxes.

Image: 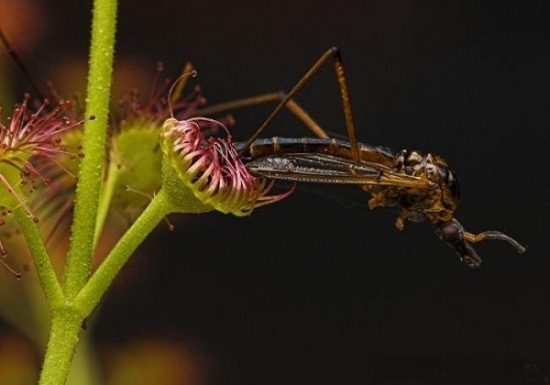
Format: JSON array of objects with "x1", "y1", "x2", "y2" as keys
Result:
[
  {"x1": 14, "y1": 208, "x2": 63, "y2": 307},
  {"x1": 75, "y1": 189, "x2": 172, "y2": 316}
]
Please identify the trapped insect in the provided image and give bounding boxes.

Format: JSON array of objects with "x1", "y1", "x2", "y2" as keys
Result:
[{"x1": 205, "y1": 47, "x2": 526, "y2": 268}]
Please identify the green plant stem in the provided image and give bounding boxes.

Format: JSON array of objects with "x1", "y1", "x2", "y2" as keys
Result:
[
  {"x1": 38, "y1": 306, "x2": 85, "y2": 385},
  {"x1": 14, "y1": 208, "x2": 63, "y2": 307},
  {"x1": 63, "y1": 0, "x2": 118, "y2": 299},
  {"x1": 74, "y1": 189, "x2": 172, "y2": 316},
  {"x1": 76, "y1": 156, "x2": 213, "y2": 317},
  {"x1": 38, "y1": 1, "x2": 118, "y2": 383},
  {"x1": 39, "y1": 172, "x2": 198, "y2": 383}
]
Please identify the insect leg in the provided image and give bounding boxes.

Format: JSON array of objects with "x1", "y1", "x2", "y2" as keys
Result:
[
  {"x1": 196, "y1": 48, "x2": 358, "y2": 158},
  {"x1": 195, "y1": 91, "x2": 329, "y2": 138}
]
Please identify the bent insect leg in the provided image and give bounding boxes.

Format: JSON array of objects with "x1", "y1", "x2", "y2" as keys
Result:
[
  {"x1": 195, "y1": 47, "x2": 359, "y2": 159},
  {"x1": 195, "y1": 92, "x2": 329, "y2": 139}
]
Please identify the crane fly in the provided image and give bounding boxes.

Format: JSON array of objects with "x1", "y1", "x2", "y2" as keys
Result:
[{"x1": 199, "y1": 47, "x2": 526, "y2": 268}]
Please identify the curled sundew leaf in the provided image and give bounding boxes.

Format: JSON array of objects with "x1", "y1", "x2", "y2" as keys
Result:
[
  {"x1": 160, "y1": 117, "x2": 293, "y2": 216},
  {"x1": 105, "y1": 65, "x2": 235, "y2": 218},
  {"x1": 105, "y1": 65, "x2": 207, "y2": 213}
]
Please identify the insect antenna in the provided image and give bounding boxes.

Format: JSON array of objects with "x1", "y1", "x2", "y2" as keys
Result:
[{"x1": 463, "y1": 230, "x2": 527, "y2": 254}]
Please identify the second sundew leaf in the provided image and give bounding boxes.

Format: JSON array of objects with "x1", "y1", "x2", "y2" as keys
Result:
[
  {"x1": 109, "y1": 123, "x2": 163, "y2": 212},
  {"x1": 25, "y1": 147, "x2": 81, "y2": 267},
  {"x1": 0, "y1": 97, "x2": 85, "y2": 222}
]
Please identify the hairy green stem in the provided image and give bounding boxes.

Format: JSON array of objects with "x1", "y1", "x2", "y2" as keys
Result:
[
  {"x1": 38, "y1": 307, "x2": 85, "y2": 385},
  {"x1": 14, "y1": 208, "x2": 63, "y2": 308},
  {"x1": 39, "y1": 0, "x2": 118, "y2": 383},
  {"x1": 75, "y1": 189, "x2": 172, "y2": 316},
  {"x1": 63, "y1": 0, "x2": 118, "y2": 299},
  {"x1": 76, "y1": 155, "x2": 213, "y2": 317}
]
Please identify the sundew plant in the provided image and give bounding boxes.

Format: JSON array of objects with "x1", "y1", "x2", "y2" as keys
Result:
[{"x1": 0, "y1": 0, "x2": 290, "y2": 383}]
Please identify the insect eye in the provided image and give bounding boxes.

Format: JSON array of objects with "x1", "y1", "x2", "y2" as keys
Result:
[{"x1": 439, "y1": 168, "x2": 460, "y2": 200}]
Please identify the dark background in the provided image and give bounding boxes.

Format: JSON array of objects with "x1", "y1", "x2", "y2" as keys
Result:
[{"x1": 3, "y1": 1, "x2": 550, "y2": 384}]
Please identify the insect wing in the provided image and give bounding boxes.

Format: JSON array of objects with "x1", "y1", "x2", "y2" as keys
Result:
[{"x1": 246, "y1": 153, "x2": 431, "y2": 189}]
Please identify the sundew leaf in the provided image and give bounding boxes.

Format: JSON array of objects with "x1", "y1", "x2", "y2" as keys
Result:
[{"x1": 109, "y1": 124, "x2": 163, "y2": 211}]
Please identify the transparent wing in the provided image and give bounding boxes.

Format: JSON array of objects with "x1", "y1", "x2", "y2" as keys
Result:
[{"x1": 245, "y1": 153, "x2": 431, "y2": 189}]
